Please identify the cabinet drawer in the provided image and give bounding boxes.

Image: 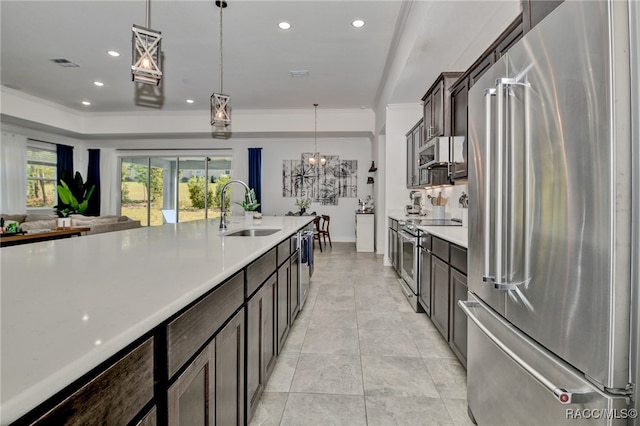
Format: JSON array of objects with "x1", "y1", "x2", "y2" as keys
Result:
[
  {"x1": 420, "y1": 234, "x2": 431, "y2": 251},
  {"x1": 450, "y1": 244, "x2": 467, "y2": 275},
  {"x1": 35, "y1": 338, "x2": 154, "y2": 425},
  {"x1": 247, "y1": 248, "x2": 277, "y2": 296},
  {"x1": 277, "y1": 239, "x2": 291, "y2": 266},
  {"x1": 167, "y1": 272, "x2": 244, "y2": 377},
  {"x1": 432, "y1": 236, "x2": 450, "y2": 262}
]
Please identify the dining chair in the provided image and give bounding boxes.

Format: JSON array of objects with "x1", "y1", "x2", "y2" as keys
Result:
[
  {"x1": 312, "y1": 216, "x2": 323, "y2": 252},
  {"x1": 319, "y1": 215, "x2": 332, "y2": 248}
]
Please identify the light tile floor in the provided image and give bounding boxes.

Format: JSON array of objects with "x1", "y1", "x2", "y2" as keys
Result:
[{"x1": 250, "y1": 243, "x2": 473, "y2": 426}]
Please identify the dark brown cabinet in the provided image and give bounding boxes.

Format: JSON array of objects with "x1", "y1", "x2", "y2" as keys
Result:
[
  {"x1": 431, "y1": 255, "x2": 450, "y2": 340},
  {"x1": 247, "y1": 274, "x2": 277, "y2": 419},
  {"x1": 167, "y1": 309, "x2": 245, "y2": 426},
  {"x1": 33, "y1": 339, "x2": 154, "y2": 426},
  {"x1": 406, "y1": 119, "x2": 423, "y2": 188},
  {"x1": 449, "y1": 269, "x2": 468, "y2": 368},
  {"x1": 277, "y1": 260, "x2": 291, "y2": 352},
  {"x1": 449, "y1": 80, "x2": 469, "y2": 179},
  {"x1": 522, "y1": 0, "x2": 564, "y2": 33},
  {"x1": 422, "y1": 72, "x2": 463, "y2": 141}
]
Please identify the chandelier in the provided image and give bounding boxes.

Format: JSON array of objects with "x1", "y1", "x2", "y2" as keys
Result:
[
  {"x1": 211, "y1": 0, "x2": 231, "y2": 127},
  {"x1": 131, "y1": 0, "x2": 162, "y2": 85}
]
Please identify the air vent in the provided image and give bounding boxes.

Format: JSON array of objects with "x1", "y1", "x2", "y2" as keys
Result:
[
  {"x1": 50, "y1": 58, "x2": 80, "y2": 68},
  {"x1": 289, "y1": 70, "x2": 310, "y2": 78}
]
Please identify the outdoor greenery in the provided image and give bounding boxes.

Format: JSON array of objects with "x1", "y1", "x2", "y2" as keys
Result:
[
  {"x1": 186, "y1": 176, "x2": 215, "y2": 209},
  {"x1": 26, "y1": 163, "x2": 56, "y2": 207}
]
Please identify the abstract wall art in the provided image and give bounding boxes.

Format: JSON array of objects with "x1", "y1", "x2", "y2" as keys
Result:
[{"x1": 282, "y1": 153, "x2": 357, "y2": 205}]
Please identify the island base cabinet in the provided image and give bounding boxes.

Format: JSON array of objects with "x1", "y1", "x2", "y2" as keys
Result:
[
  {"x1": 33, "y1": 338, "x2": 154, "y2": 426},
  {"x1": 167, "y1": 309, "x2": 245, "y2": 426},
  {"x1": 290, "y1": 253, "x2": 299, "y2": 322},
  {"x1": 216, "y1": 310, "x2": 245, "y2": 426},
  {"x1": 277, "y1": 262, "x2": 291, "y2": 352},
  {"x1": 167, "y1": 342, "x2": 214, "y2": 426},
  {"x1": 247, "y1": 274, "x2": 277, "y2": 421}
]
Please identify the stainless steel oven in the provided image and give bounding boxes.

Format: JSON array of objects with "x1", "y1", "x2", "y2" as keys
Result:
[{"x1": 398, "y1": 221, "x2": 423, "y2": 313}]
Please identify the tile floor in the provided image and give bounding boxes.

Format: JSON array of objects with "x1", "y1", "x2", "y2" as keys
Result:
[{"x1": 249, "y1": 243, "x2": 473, "y2": 426}]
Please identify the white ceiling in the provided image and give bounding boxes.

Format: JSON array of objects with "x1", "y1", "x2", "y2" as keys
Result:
[{"x1": 0, "y1": 1, "x2": 520, "y2": 114}]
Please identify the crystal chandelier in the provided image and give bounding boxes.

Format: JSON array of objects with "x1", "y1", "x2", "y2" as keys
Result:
[
  {"x1": 131, "y1": 0, "x2": 162, "y2": 85},
  {"x1": 211, "y1": 0, "x2": 231, "y2": 127}
]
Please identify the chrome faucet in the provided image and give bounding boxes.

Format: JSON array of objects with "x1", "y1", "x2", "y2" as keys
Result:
[{"x1": 219, "y1": 179, "x2": 254, "y2": 230}]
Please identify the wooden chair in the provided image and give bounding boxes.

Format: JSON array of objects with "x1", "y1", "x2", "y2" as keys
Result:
[
  {"x1": 318, "y1": 215, "x2": 332, "y2": 248},
  {"x1": 312, "y1": 216, "x2": 323, "y2": 252}
]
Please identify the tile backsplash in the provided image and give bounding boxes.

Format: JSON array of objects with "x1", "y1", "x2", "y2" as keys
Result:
[{"x1": 417, "y1": 182, "x2": 468, "y2": 220}]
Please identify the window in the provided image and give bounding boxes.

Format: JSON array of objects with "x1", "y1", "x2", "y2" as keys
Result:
[{"x1": 26, "y1": 146, "x2": 57, "y2": 208}]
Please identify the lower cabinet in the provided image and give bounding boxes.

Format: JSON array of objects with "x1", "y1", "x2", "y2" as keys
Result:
[
  {"x1": 290, "y1": 252, "x2": 300, "y2": 323},
  {"x1": 449, "y1": 268, "x2": 468, "y2": 367},
  {"x1": 247, "y1": 274, "x2": 277, "y2": 419},
  {"x1": 431, "y1": 255, "x2": 450, "y2": 340},
  {"x1": 277, "y1": 261, "x2": 291, "y2": 352},
  {"x1": 33, "y1": 338, "x2": 154, "y2": 425},
  {"x1": 167, "y1": 309, "x2": 245, "y2": 426}
]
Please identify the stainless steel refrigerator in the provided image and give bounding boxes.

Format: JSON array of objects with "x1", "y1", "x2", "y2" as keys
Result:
[{"x1": 461, "y1": 1, "x2": 638, "y2": 424}]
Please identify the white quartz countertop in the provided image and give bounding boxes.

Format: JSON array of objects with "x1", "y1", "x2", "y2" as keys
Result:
[
  {"x1": 387, "y1": 210, "x2": 468, "y2": 248},
  {"x1": 0, "y1": 216, "x2": 312, "y2": 425}
]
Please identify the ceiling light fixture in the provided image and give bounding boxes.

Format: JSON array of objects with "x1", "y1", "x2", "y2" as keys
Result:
[
  {"x1": 107, "y1": 50, "x2": 120, "y2": 57},
  {"x1": 309, "y1": 103, "x2": 325, "y2": 167},
  {"x1": 93, "y1": 81, "x2": 104, "y2": 87},
  {"x1": 211, "y1": 0, "x2": 231, "y2": 127},
  {"x1": 131, "y1": 0, "x2": 163, "y2": 85},
  {"x1": 278, "y1": 21, "x2": 291, "y2": 30},
  {"x1": 82, "y1": 101, "x2": 91, "y2": 106},
  {"x1": 186, "y1": 99, "x2": 195, "y2": 104},
  {"x1": 352, "y1": 19, "x2": 366, "y2": 28}
]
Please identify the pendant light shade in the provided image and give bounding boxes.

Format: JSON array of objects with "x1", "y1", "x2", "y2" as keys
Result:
[
  {"x1": 211, "y1": 0, "x2": 231, "y2": 127},
  {"x1": 131, "y1": 0, "x2": 162, "y2": 86}
]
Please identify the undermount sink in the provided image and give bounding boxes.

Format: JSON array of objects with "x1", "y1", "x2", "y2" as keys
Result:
[{"x1": 223, "y1": 228, "x2": 281, "y2": 237}]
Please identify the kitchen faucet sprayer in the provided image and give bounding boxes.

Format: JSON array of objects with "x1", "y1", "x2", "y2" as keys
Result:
[{"x1": 219, "y1": 179, "x2": 253, "y2": 230}]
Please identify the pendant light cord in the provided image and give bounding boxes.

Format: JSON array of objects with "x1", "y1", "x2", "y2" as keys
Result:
[
  {"x1": 145, "y1": 0, "x2": 150, "y2": 28},
  {"x1": 314, "y1": 103, "x2": 318, "y2": 157},
  {"x1": 219, "y1": 2, "x2": 224, "y2": 93}
]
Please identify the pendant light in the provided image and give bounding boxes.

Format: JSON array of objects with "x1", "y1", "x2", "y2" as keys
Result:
[
  {"x1": 309, "y1": 103, "x2": 325, "y2": 167},
  {"x1": 211, "y1": 0, "x2": 231, "y2": 127},
  {"x1": 131, "y1": 0, "x2": 162, "y2": 85}
]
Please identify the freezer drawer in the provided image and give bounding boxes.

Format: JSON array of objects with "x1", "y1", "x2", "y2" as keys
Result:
[{"x1": 461, "y1": 294, "x2": 630, "y2": 426}]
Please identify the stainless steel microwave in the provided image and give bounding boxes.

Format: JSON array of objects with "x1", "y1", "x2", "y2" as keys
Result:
[{"x1": 419, "y1": 137, "x2": 450, "y2": 169}]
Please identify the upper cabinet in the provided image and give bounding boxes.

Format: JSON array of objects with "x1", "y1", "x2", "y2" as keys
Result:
[
  {"x1": 522, "y1": 0, "x2": 565, "y2": 33},
  {"x1": 422, "y1": 73, "x2": 463, "y2": 142},
  {"x1": 406, "y1": 119, "x2": 423, "y2": 188}
]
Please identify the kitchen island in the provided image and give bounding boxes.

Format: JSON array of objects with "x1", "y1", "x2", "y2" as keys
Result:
[{"x1": 0, "y1": 216, "x2": 313, "y2": 425}]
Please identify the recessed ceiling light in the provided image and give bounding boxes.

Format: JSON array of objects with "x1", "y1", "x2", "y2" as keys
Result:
[
  {"x1": 186, "y1": 99, "x2": 195, "y2": 104},
  {"x1": 107, "y1": 50, "x2": 120, "y2": 57},
  {"x1": 352, "y1": 19, "x2": 366, "y2": 28},
  {"x1": 82, "y1": 101, "x2": 91, "y2": 106},
  {"x1": 278, "y1": 22, "x2": 291, "y2": 30},
  {"x1": 93, "y1": 81, "x2": 104, "y2": 87}
]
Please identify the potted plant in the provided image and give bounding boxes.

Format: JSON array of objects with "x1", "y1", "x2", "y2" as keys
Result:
[
  {"x1": 54, "y1": 172, "x2": 95, "y2": 219},
  {"x1": 295, "y1": 198, "x2": 312, "y2": 215},
  {"x1": 236, "y1": 188, "x2": 260, "y2": 217}
]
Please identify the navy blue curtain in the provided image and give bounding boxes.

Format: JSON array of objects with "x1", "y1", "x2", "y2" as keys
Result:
[
  {"x1": 86, "y1": 149, "x2": 101, "y2": 216},
  {"x1": 248, "y1": 148, "x2": 262, "y2": 212},
  {"x1": 56, "y1": 144, "x2": 74, "y2": 186}
]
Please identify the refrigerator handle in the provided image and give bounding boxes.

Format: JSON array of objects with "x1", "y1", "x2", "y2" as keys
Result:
[
  {"x1": 482, "y1": 88, "x2": 496, "y2": 284},
  {"x1": 459, "y1": 300, "x2": 595, "y2": 405},
  {"x1": 494, "y1": 78, "x2": 532, "y2": 291},
  {"x1": 494, "y1": 78, "x2": 505, "y2": 288}
]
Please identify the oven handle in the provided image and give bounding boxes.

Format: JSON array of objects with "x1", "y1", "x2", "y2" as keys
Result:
[{"x1": 398, "y1": 230, "x2": 416, "y2": 241}]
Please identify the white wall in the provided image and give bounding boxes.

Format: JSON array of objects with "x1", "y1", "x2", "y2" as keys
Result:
[{"x1": 382, "y1": 104, "x2": 422, "y2": 263}]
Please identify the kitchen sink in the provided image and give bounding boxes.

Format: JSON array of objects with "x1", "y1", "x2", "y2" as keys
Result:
[{"x1": 223, "y1": 228, "x2": 281, "y2": 237}]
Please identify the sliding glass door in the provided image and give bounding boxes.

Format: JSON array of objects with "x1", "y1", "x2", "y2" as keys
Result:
[{"x1": 120, "y1": 154, "x2": 231, "y2": 226}]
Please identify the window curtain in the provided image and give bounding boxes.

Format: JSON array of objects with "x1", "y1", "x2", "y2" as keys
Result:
[
  {"x1": 99, "y1": 148, "x2": 117, "y2": 215},
  {"x1": 86, "y1": 149, "x2": 101, "y2": 216},
  {"x1": 248, "y1": 148, "x2": 262, "y2": 212},
  {"x1": 0, "y1": 132, "x2": 27, "y2": 213},
  {"x1": 56, "y1": 144, "x2": 74, "y2": 186}
]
